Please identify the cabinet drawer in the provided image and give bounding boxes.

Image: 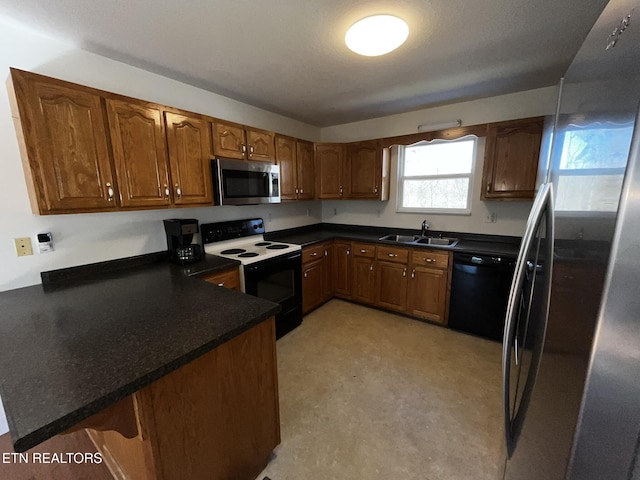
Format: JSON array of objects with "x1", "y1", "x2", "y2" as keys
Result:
[
  {"x1": 302, "y1": 244, "x2": 326, "y2": 264},
  {"x1": 377, "y1": 245, "x2": 409, "y2": 264},
  {"x1": 411, "y1": 250, "x2": 450, "y2": 269},
  {"x1": 353, "y1": 242, "x2": 376, "y2": 257},
  {"x1": 200, "y1": 268, "x2": 241, "y2": 291}
]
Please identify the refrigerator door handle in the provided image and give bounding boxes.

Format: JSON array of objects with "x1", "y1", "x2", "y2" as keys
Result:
[{"x1": 502, "y1": 182, "x2": 554, "y2": 456}]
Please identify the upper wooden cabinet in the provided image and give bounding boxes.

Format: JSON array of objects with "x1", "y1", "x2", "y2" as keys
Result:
[
  {"x1": 9, "y1": 69, "x2": 216, "y2": 214},
  {"x1": 275, "y1": 135, "x2": 314, "y2": 200},
  {"x1": 9, "y1": 69, "x2": 117, "y2": 214},
  {"x1": 164, "y1": 111, "x2": 213, "y2": 206},
  {"x1": 315, "y1": 141, "x2": 389, "y2": 201},
  {"x1": 211, "y1": 121, "x2": 245, "y2": 159},
  {"x1": 481, "y1": 116, "x2": 544, "y2": 200},
  {"x1": 346, "y1": 140, "x2": 384, "y2": 200},
  {"x1": 296, "y1": 140, "x2": 315, "y2": 200},
  {"x1": 315, "y1": 144, "x2": 346, "y2": 199},
  {"x1": 246, "y1": 128, "x2": 276, "y2": 162},
  {"x1": 106, "y1": 99, "x2": 170, "y2": 208},
  {"x1": 212, "y1": 121, "x2": 275, "y2": 162}
]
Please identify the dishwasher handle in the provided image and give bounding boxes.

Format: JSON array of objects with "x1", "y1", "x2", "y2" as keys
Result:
[{"x1": 453, "y1": 252, "x2": 514, "y2": 266}]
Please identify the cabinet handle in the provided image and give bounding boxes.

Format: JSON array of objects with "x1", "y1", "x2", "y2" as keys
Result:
[
  {"x1": 310, "y1": 252, "x2": 318, "y2": 257},
  {"x1": 300, "y1": 188, "x2": 304, "y2": 194},
  {"x1": 370, "y1": 263, "x2": 374, "y2": 272},
  {"x1": 295, "y1": 187, "x2": 299, "y2": 194},
  {"x1": 388, "y1": 253, "x2": 397, "y2": 257},
  {"x1": 339, "y1": 185, "x2": 343, "y2": 195},
  {"x1": 242, "y1": 144, "x2": 247, "y2": 154},
  {"x1": 106, "y1": 182, "x2": 114, "y2": 202},
  {"x1": 423, "y1": 257, "x2": 435, "y2": 263},
  {"x1": 374, "y1": 185, "x2": 378, "y2": 194},
  {"x1": 486, "y1": 182, "x2": 491, "y2": 193},
  {"x1": 347, "y1": 249, "x2": 350, "y2": 256},
  {"x1": 411, "y1": 268, "x2": 415, "y2": 279},
  {"x1": 360, "y1": 249, "x2": 367, "y2": 253},
  {"x1": 175, "y1": 184, "x2": 182, "y2": 199},
  {"x1": 403, "y1": 267, "x2": 407, "y2": 277},
  {"x1": 304, "y1": 271, "x2": 308, "y2": 278},
  {"x1": 324, "y1": 250, "x2": 328, "y2": 257},
  {"x1": 250, "y1": 145, "x2": 255, "y2": 154},
  {"x1": 217, "y1": 282, "x2": 225, "y2": 287},
  {"x1": 164, "y1": 184, "x2": 170, "y2": 199}
]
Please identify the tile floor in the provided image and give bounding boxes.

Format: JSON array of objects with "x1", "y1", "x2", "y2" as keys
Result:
[{"x1": 257, "y1": 299, "x2": 504, "y2": 480}]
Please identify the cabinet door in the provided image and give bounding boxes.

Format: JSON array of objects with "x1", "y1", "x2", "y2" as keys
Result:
[
  {"x1": 347, "y1": 140, "x2": 382, "y2": 199},
  {"x1": 246, "y1": 128, "x2": 275, "y2": 162},
  {"x1": 322, "y1": 243, "x2": 334, "y2": 301},
  {"x1": 164, "y1": 112, "x2": 213, "y2": 206},
  {"x1": 10, "y1": 70, "x2": 116, "y2": 213},
  {"x1": 200, "y1": 268, "x2": 241, "y2": 291},
  {"x1": 315, "y1": 144, "x2": 344, "y2": 199},
  {"x1": 352, "y1": 256, "x2": 376, "y2": 304},
  {"x1": 302, "y1": 260, "x2": 324, "y2": 314},
  {"x1": 482, "y1": 117, "x2": 544, "y2": 200},
  {"x1": 333, "y1": 241, "x2": 352, "y2": 298},
  {"x1": 407, "y1": 265, "x2": 448, "y2": 323},
  {"x1": 212, "y1": 121, "x2": 246, "y2": 159},
  {"x1": 296, "y1": 140, "x2": 315, "y2": 200},
  {"x1": 275, "y1": 135, "x2": 297, "y2": 200},
  {"x1": 376, "y1": 261, "x2": 408, "y2": 312},
  {"x1": 107, "y1": 99, "x2": 170, "y2": 208}
]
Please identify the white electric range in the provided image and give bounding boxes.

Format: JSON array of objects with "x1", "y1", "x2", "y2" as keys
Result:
[{"x1": 201, "y1": 219, "x2": 302, "y2": 339}]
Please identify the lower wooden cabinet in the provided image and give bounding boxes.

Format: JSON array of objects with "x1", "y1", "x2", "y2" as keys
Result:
[
  {"x1": 352, "y1": 255, "x2": 376, "y2": 304},
  {"x1": 299, "y1": 240, "x2": 452, "y2": 326},
  {"x1": 406, "y1": 249, "x2": 450, "y2": 324},
  {"x1": 301, "y1": 241, "x2": 333, "y2": 314},
  {"x1": 376, "y1": 261, "x2": 408, "y2": 312},
  {"x1": 302, "y1": 259, "x2": 324, "y2": 314},
  {"x1": 322, "y1": 243, "x2": 334, "y2": 301},
  {"x1": 199, "y1": 267, "x2": 241, "y2": 291},
  {"x1": 333, "y1": 241, "x2": 352, "y2": 298}
]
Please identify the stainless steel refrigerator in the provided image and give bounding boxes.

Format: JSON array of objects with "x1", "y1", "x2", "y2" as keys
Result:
[{"x1": 502, "y1": 0, "x2": 640, "y2": 478}]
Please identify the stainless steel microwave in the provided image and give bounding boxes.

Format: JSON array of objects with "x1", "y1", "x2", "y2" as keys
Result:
[{"x1": 212, "y1": 158, "x2": 281, "y2": 205}]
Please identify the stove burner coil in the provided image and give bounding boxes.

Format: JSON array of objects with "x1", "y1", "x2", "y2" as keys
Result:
[{"x1": 221, "y1": 248, "x2": 246, "y2": 255}]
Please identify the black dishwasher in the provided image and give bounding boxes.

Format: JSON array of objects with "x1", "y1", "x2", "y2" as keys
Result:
[{"x1": 448, "y1": 252, "x2": 516, "y2": 341}]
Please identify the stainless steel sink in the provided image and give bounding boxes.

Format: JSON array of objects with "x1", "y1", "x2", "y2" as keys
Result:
[
  {"x1": 378, "y1": 234, "x2": 421, "y2": 243},
  {"x1": 415, "y1": 237, "x2": 459, "y2": 246},
  {"x1": 378, "y1": 234, "x2": 459, "y2": 247}
]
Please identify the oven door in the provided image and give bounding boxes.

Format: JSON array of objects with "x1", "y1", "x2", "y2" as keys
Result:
[
  {"x1": 243, "y1": 251, "x2": 302, "y2": 338},
  {"x1": 214, "y1": 158, "x2": 281, "y2": 205}
]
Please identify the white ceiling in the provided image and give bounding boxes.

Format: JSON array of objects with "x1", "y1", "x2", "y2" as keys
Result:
[{"x1": 0, "y1": 0, "x2": 609, "y2": 127}]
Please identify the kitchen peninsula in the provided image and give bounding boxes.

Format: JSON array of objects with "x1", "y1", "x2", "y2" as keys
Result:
[{"x1": 0, "y1": 254, "x2": 281, "y2": 480}]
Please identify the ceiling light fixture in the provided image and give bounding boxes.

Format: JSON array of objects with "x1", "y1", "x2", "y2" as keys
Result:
[
  {"x1": 345, "y1": 15, "x2": 409, "y2": 56},
  {"x1": 417, "y1": 120, "x2": 462, "y2": 133}
]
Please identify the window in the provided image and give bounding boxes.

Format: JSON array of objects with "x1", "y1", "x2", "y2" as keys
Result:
[
  {"x1": 397, "y1": 136, "x2": 477, "y2": 214},
  {"x1": 555, "y1": 122, "x2": 632, "y2": 212}
]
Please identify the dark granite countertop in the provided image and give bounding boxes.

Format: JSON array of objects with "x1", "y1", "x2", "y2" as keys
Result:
[
  {"x1": 266, "y1": 223, "x2": 521, "y2": 258},
  {"x1": 0, "y1": 253, "x2": 278, "y2": 452}
]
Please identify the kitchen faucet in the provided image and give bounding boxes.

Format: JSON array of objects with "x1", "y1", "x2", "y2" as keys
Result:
[{"x1": 421, "y1": 220, "x2": 430, "y2": 237}]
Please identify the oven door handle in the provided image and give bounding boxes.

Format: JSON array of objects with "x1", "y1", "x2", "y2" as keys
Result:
[{"x1": 244, "y1": 251, "x2": 301, "y2": 272}]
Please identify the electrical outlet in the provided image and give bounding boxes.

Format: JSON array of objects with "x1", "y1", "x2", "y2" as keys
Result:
[
  {"x1": 14, "y1": 237, "x2": 33, "y2": 256},
  {"x1": 484, "y1": 212, "x2": 497, "y2": 223}
]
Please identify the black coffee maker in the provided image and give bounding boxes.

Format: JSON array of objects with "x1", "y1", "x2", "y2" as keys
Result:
[{"x1": 163, "y1": 219, "x2": 203, "y2": 264}]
